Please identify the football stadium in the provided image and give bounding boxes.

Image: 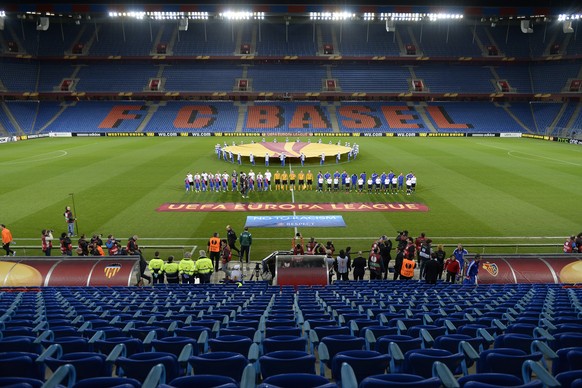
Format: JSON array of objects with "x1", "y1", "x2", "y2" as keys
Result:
[{"x1": 1, "y1": 0, "x2": 582, "y2": 386}]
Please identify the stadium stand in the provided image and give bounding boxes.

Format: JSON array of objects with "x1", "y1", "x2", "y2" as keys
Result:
[
  {"x1": 0, "y1": 281, "x2": 579, "y2": 387},
  {"x1": 255, "y1": 22, "x2": 317, "y2": 57},
  {"x1": 163, "y1": 63, "x2": 242, "y2": 92},
  {"x1": 408, "y1": 23, "x2": 483, "y2": 58},
  {"x1": 173, "y1": 22, "x2": 237, "y2": 56},
  {"x1": 337, "y1": 23, "x2": 401, "y2": 57},
  {"x1": 247, "y1": 64, "x2": 327, "y2": 93},
  {"x1": 331, "y1": 64, "x2": 411, "y2": 93},
  {"x1": 0, "y1": 13, "x2": 581, "y2": 138},
  {"x1": 2, "y1": 100, "x2": 582, "y2": 135}
]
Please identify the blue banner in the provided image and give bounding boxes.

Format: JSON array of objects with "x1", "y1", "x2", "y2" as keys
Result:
[{"x1": 245, "y1": 215, "x2": 346, "y2": 228}]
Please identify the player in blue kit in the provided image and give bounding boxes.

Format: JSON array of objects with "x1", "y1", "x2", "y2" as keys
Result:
[{"x1": 397, "y1": 173, "x2": 404, "y2": 192}]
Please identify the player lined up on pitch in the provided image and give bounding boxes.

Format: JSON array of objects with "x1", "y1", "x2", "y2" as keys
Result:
[{"x1": 184, "y1": 170, "x2": 417, "y2": 195}]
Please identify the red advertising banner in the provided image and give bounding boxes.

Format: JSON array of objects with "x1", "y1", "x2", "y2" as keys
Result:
[{"x1": 157, "y1": 202, "x2": 429, "y2": 212}]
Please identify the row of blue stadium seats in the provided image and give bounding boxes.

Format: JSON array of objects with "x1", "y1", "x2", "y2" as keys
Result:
[
  {"x1": 3, "y1": 19, "x2": 582, "y2": 59},
  {"x1": 1, "y1": 61, "x2": 580, "y2": 94},
  {"x1": 1, "y1": 100, "x2": 581, "y2": 135},
  {"x1": 2, "y1": 283, "x2": 581, "y2": 387}
]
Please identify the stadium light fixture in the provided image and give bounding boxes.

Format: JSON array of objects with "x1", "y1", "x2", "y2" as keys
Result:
[
  {"x1": 0, "y1": 11, "x2": 5, "y2": 18},
  {"x1": 187, "y1": 12, "x2": 209, "y2": 20},
  {"x1": 379, "y1": 12, "x2": 463, "y2": 22},
  {"x1": 219, "y1": 11, "x2": 264, "y2": 20},
  {"x1": 309, "y1": 12, "x2": 356, "y2": 21},
  {"x1": 108, "y1": 11, "x2": 146, "y2": 20},
  {"x1": 558, "y1": 14, "x2": 582, "y2": 21},
  {"x1": 363, "y1": 13, "x2": 375, "y2": 21}
]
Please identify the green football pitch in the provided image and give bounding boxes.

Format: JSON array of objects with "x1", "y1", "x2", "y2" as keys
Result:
[{"x1": 0, "y1": 136, "x2": 580, "y2": 259}]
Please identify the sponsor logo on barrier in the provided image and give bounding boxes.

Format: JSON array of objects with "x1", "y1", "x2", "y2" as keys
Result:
[
  {"x1": 157, "y1": 202, "x2": 429, "y2": 212},
  {"x1": 396, "y1": 133, "x2": 419, "y2": 137},
  {"x1": 75, "y1": 133, "x2": 103, "y2": 137},
  {"x1": 427, "y1": 133, "x2": 466, "y2": 137},
  {"x1": 0, "y1": 137, "x2": 9, "y2": 144},
  {"x1": 361, "y1": 133, "x2": 384, "y2": 137},
  {"x1": 246, "y1": 215, "x2": 346, "y2": 228},
  {"x1": 500, "y1": 133, "x2": 522, "y2": 138},
  {"x1": 469, "y1": 133, "x2": 497, "y2": 137},
  {"x1": 482, "y1": 262, "x2": 498, "y2": 277},
  {"x1": 106, "y1": 133, "x2": 145, "y2": 137},
  {"x1": 50, "y1": 132, "x2": 72, "y2": 137},
  {"x1": 104, "y1": 263, "x2": 122, "y2": 279}
]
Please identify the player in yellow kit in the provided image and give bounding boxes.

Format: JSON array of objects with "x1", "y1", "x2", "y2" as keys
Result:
[
  {"x1": 306, "y1": 170, "x2": 314, "y2": 190},
  {"x1": 274, "y1": 171, "x2": 281, "y2": 190},
  {"x1": 281, "y1": 171, "x2": 289, "y2": 191},
  {"x1": 297, "y1": 171, "x2": 305, "y2": 191},
  {"x1": 289, "y1": 171, "x2": 296, "y2": 191}
]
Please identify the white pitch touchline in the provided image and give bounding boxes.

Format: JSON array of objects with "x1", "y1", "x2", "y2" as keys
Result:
[
  {"x1": 477, "y1": 142, "x2": 582, "y2": 167},
  {"x1": 0, "y1": 150, "x2": 68, "y2": 165}
]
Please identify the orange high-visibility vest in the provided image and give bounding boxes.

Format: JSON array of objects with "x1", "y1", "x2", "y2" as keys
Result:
[
  {"x1": 208, "y1": 237, "x2": 221, "y2": 253},
  {"x1": 401, "y1": 258, "x2": 416, "y2": 278}
]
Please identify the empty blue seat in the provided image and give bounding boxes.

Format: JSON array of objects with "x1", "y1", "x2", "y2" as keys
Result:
[
  {"x1": 263, "y1": 335, "x2": 306, "y2": 354},
  {"x1": 166, "y1": 375, "x2": 238, "y2": 388},
  {"x1": 260, "y1": 350, "x2": 316, "y2": 378},
  {"x1": 331, "y1": 350, "x2": 390, "y2": 384},
  {"x1": 259, "y1": 373, "x2": 336, "y2": 388}
]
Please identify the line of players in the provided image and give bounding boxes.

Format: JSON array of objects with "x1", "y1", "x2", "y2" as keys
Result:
[{"x1": 185, "y1": 170, "x2": 417, "y2": 195}]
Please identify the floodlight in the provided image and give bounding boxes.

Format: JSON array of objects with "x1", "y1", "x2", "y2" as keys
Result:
[
  {"x1": 363, "y1": 13, "x2": 375, "y2": 21},
  {"x1": 219, "y1": 11, "x2": 264, "y2": 20}
]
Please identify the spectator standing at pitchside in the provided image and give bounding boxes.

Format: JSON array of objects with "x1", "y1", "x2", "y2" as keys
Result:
[
  {"x1": 64, "y1": 206, "x2": 76, "y2": 237},
  {"x1": 1, "y1": 224, "x2": 15, "y2": 256},
  {"x1": 453, "y1": 243, "x2": 469, "y2": 277}
]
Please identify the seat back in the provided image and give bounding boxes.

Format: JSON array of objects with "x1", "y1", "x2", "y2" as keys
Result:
[
  {"x1": 405, "y1": 349, "x2": 464, "y2": 378},
  {"x1": 360, "y1": 374, "x2": 441, "y2": 388},
  {"x1": 263, "y1": 335, "x2": 307, "y2": 354},
  {"x1": 260, "y1": 350, "x2": 316, "y2": 378},
  {"x1": 331, "y1": 350, "x2": 390, "y2": 383},
  {"x1": 167, "y1": 375, "x2": 238, "y2": 388},
  {"x1": 116, "y1": 352, "x2": 179, "y2": 383},
  {"x1": 188, "y1": 352, "x2": 248, "y2": 381},
  {"x1": 260, "y1": 373, "x2": 336, "y2": 388},
  {"x1": 208, "y1": 335, "x2": 252, "y2": 355},
  {"x1": 45, "y1": 352, "x2": 109, "y2": 380}
]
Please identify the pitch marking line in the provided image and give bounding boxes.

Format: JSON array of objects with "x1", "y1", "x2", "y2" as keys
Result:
[
  {"x1": 0, "y1": 150, "x2": 68, "y2": 165},
  {"x1": 477, "y1": 142, "x2": 582, "y2": 167}
]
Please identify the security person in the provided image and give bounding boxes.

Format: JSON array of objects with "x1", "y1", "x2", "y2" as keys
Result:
[
  {"x1": 163, "y1": 256, "x2": 179, "y2": 284},
  {"x1": 195, "y1": 250, "x2": 214, "y2": 284},
  {"x1": 400, "y1": 256, "x2": 416, "y2": 280},
  {"x1": 179, "y1": 252, "x2": 196, "y2": 284},
  {"x1": 149, "y1": 251, "x2": 165, "y2": 284},
  {"x1": 208, "y1": 232, "x2": 221, "y2": 271}
]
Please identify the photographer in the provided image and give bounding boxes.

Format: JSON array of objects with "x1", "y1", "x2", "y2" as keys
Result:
[
  {"x1": 41, "y1": 229, "x2": 54, "y2": 256},
  {"x1": 59, "y1": 232, "x2": 72, "y2": 256},
  {"x1": 106, "y1": 235, "x2": 120, "y2": 255},
  {"x1": 292, "y1": 232, "x2": 304, "y2": 251}
]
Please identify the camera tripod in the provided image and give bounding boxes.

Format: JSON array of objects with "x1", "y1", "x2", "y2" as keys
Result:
[{"x1": 249, "y1": 263, "x2": 262, "y2": 281}]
